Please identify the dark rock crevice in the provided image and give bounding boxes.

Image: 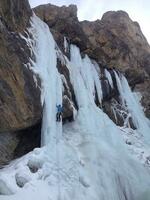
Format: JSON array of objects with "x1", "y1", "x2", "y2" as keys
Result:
[
  {"x1": 14, "y1": 121, "x2": 41, "y2": 159},
  {"x1": 0, "y1": 121, "x2": 41, "y2": 168}
]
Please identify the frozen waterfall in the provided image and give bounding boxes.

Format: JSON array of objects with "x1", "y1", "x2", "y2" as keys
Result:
[
  {"x1": 0, "y1": 14, "x2": 150, "y2": 200},
  {"x1": 114, "y1": 71, "x2": 150, "y2": 142}
]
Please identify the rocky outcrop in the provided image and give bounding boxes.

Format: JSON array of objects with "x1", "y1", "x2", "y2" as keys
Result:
[
  {"x1": 0, "y1": 0, "x2": 42, "y2": 165},
  {"x1": 33, "y1": 4, "x2": 89, "y2": 52},
  {"x1": 34, "y1": 5, "x2": 150, "y2": 118},
  {"x1": 0, "y1": 0, "x2": 42, "y2": 132},
  {"x1": 0, "y1": 0, "x2": 32, "y2": 32}
]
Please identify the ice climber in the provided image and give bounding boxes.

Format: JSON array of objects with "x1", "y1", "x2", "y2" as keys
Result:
[{"x1": 56, "y1": 104, "x2": 63, "y2": 122}]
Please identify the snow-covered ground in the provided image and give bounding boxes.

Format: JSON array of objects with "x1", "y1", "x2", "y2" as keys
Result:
[{"x1": 0, "y1": 14, "x2": 150, "y2": 200}]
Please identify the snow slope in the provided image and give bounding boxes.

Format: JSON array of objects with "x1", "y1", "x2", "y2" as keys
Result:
[{"x1": 0, "y1": 14, "x2": 150, "y2": 200}]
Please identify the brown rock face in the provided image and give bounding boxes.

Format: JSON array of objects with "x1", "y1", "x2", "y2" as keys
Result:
[
  {"x1": 81, "y1": 11, "x2": 150, "y2": 118},
  {"x1": 34, "y1": 6, "x2": 150, "y2": 118},
  {"x1": 0, "y1": 0, "x2": 42, "y2": 165},
  {"x1": 34, "y1": 4, "x2": 89, "y2": 51},
  {"x1": 81, "y1": 11, "x2": 150, "y2": 76},
  {"x1": 0, "y1": 0, "x2": 41, "y2": 133},
  {"x1": 0, "y1": 0, "x2": 32, "y2": 32}
]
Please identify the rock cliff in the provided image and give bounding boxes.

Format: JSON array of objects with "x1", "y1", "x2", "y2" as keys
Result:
[
  {"x1": 0, "y1": 0, "x2": 41, "y2": 165},
  {"x1": 0, "y1": 0, "x2": 42, "y2": 132}
]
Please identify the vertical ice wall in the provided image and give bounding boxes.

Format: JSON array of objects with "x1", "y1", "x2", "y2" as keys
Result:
[
  {"x1": 68, "y1": 45, "x2": 103, "y2": 131},
  {"x1": 69, "y1": 46, "x2": 102, "y2": 107},
  {"x1": 29, "y1": 14, "x2": 62, "y2": 146}
]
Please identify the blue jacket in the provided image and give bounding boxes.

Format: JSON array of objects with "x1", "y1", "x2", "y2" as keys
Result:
[{"x1": 56, "y1": 105, "x2": 63, "y2": 113}]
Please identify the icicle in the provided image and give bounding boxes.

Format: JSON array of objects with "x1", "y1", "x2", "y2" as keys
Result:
[
  {"x1": 105, "y1": 69, "x2": 114, "y2": 88},
  {"x1": 114, "y1": 70, "x2": 125, "y2": 106},
  {"x1": 92, "y1": 62, "x2": 103, "y2": 105},
  {"x1": 123, "y1": 113, "x2": 131, "y2": 128},
  {"x1": 111, "y1": 106, "x2": 118, "y2": 123},
  {"x1": 64, "y1": 36, "x2": 68, "y2": 53}
]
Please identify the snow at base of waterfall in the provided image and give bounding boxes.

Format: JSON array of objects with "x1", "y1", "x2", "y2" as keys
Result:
[
  {"x1": 0, "y1": 13, "x2": 150, "y2": 200},
  {"x1": 0, "y1": 119, "x2": 150, "y2": 200}
]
